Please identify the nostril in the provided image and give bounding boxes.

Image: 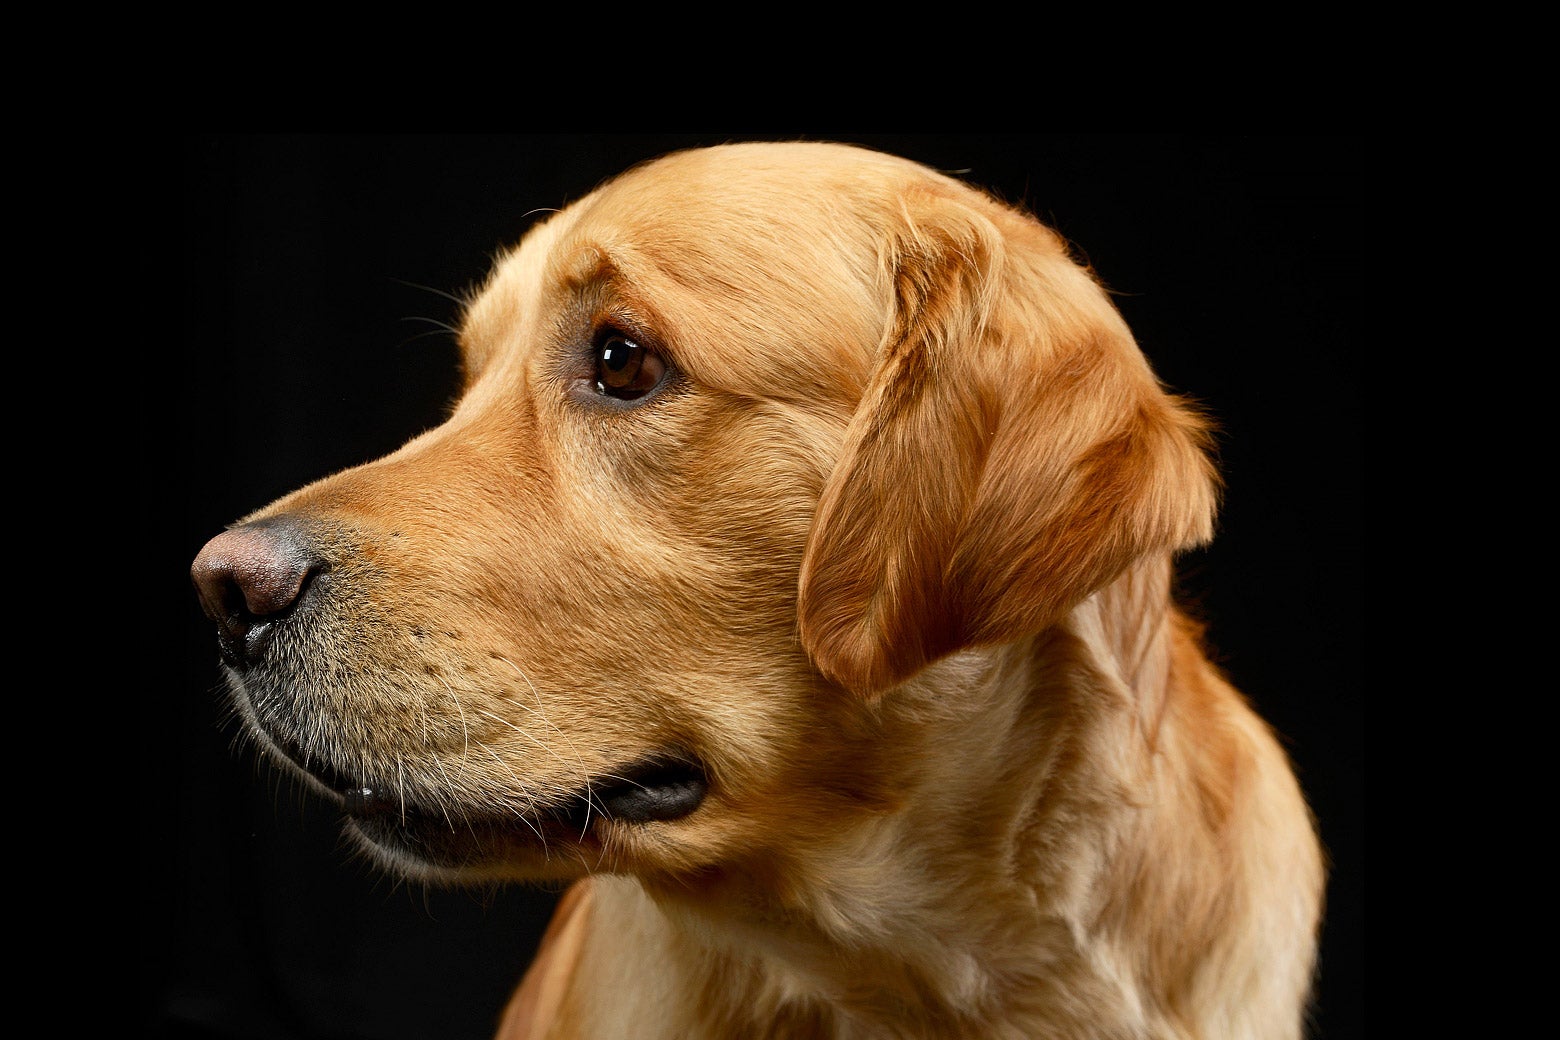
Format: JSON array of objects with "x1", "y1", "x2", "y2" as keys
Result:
[{"x1": 191, "y1": 516, "x2": 325, "y2": 666}]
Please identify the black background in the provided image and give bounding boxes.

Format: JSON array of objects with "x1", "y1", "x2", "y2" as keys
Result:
[{"x1": 148, "y1": 134, "x2": 1362, "y2": 1039}]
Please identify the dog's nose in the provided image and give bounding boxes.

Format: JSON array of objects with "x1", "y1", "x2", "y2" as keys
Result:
[{"x1": 191, "y1": 517, "x2": 324, "y2": 667}]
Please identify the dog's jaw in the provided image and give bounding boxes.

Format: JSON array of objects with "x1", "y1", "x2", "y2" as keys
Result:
[{"x1": 220, "y1": 655, "x2": 715, "y2": 883}]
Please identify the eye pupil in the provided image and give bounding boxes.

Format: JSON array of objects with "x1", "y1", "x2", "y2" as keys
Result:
[
  {"x1": 601, "y1": 341, "x2": 637, "y2": 375},
  {"x1": 594, "y1": 335, "x2": 665, "y2": 400}
]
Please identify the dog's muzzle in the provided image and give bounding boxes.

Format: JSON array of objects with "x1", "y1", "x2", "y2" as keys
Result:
[{"x1": 190, "y1": 515, "x2": 711, "y2": 848}]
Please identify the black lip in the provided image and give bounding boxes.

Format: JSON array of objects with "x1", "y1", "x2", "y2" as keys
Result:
[
  {"x1": 338, "y1": 755, "x2": 709, "y2": 871},
  {"x1": 343, "y1": 754, "x2": 709, "y2": 827},
  {"x1": 268, "y1": 737, "x2": 709, "y2": 829},
  {"x1": 570, "y1": 756, "x2": 708, "y2": 825},
  {"x1": 259, "y1": 724, "x2": 359, "y2": 798}
]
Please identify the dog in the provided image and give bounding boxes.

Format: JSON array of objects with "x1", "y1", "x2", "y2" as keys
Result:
[{"x1": 191, "y1": 141, "x2": 1324, "y2": 1039}]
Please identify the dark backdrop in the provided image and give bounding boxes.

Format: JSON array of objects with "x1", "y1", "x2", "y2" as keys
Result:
[{"x1": 148, "y1": 134, "x2": 1362, "y2": 1039}]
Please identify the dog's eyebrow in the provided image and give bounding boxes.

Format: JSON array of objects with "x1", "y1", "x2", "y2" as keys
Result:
[
  {"x1": 550, "y1": 241, "x2": 672, "y2": 350},
  {"x1": 554, "y1": 242, "x2": 619, "y2": 292}
]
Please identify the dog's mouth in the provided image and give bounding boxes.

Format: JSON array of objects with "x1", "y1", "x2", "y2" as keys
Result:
[
  {"x1": 259, "y1": 725, "x2": 708, "y2": 868},
  {"x1": 335, "y1": 754, "x2": 709, "y2": 826}
]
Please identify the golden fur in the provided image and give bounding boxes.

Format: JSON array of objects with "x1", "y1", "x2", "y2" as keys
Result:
[{"x1": 193, "y1": 142, "x2": 1323, "y2": 1039}]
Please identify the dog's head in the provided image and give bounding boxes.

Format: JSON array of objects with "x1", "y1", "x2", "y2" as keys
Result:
[{"x1": 191, "y1": 142, "x2": 1217, "y2": 885}]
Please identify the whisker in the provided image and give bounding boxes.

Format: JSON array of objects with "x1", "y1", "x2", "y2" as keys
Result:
[
  {"x1": 395, "y1": 325, "x2": 461, "y2": 350},
  {"x1": 400, "y1": 314, "x2": 461, "y2": 335},
  {"x1": 467, "y1": 704, "x2": 589, "y2": 835},
  {"x1": 391, "y1": 277, "x2": 468, "y2": 308},
  {"x1": 476, "y1": 741, "x2": 550, "y2": 855},
  {"x1": 493, "y1": 655, "x2": 598, "y2": 829},
  {"x1": 396, "y1": 757, "x2": 408, "y2": 827},
  {"x1": 470, "y1": 706, "x2": 551, "y2": 751},
  {"x1": 439, "y1": 677, "x2": 472, "y2": 759},
  {"x1": 427, "y1": 755, "x2": 459, "y2": 832}
]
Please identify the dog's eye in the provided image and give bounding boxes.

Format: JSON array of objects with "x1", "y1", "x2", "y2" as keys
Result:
[{"x1": 594, "y1": 335, "x2": 666, "y2": 400}]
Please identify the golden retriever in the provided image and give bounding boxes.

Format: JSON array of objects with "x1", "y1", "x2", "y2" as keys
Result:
[{"x1": 191, "y1": 141, "x2": 1324, "y2": 1039}]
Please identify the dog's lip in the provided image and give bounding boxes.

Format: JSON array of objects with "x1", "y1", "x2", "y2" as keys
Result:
[
  {"x1": 574, "y1": 755, "x2": 709, "y2": 824},
  {"x1": 333, "y1": 753, "x2": 709, "y2": 872},
  {"x1": 261, "y1": 725, "x2": 709, "y2": 831},
  {"x1": 340, "y1": 753, "x2": 709, "y2": 826}
]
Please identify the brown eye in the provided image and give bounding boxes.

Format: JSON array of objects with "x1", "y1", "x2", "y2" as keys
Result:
[{"x1": 594, "y1": 335, "x2": 666, "y2": 400}]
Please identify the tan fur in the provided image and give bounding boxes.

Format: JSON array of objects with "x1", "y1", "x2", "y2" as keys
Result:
[{"x1": 198, "y1": 142, "x2": 1323, "y2": 1039}]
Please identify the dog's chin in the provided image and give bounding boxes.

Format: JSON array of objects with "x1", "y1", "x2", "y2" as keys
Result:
[{"x1": 338, "y1": 804, "x2": 590, "y2": 884}]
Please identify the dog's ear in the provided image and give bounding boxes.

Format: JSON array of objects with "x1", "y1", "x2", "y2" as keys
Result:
[{"x1": 797, "y1": 188, "x2": 1219, "y2": 698}]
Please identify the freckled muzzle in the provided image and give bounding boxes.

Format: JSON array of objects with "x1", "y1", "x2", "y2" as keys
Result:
[{"x1": 193, "y1": 511, "x2": 710, "y2": 868}]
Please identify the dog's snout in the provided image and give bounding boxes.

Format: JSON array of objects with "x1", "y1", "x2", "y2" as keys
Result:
[{"x1": 191, "y1": 517, "x2": 324, "y2": 667}]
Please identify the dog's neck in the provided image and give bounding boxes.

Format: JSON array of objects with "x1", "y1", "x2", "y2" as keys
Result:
[{"x1": 596, "y1": 560, "x2": 1183, "y2": 1037}]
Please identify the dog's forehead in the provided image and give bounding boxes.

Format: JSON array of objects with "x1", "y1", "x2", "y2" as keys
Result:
[
  {"x1": 575, "y1": 143, "x2": 911, "y2": 233},
  {"x1": 461, "y1": 143, "x2": 938, "y2": 406}
]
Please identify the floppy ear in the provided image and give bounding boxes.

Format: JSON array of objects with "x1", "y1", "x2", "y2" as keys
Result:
[{"x1": 797, "y1": 188, "x2": 1219, "y2": 698}]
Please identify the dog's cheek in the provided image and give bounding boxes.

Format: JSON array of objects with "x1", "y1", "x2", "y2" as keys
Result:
[
  {"x1": 517, "y1": 388, "x2": 901, "y2": 837},
  {"x1": 540, "y1": 398, "x2": 902, "y2": 851},
  {"x1": 546, "y1": 394, "x2": 812, "y2": 627}
]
